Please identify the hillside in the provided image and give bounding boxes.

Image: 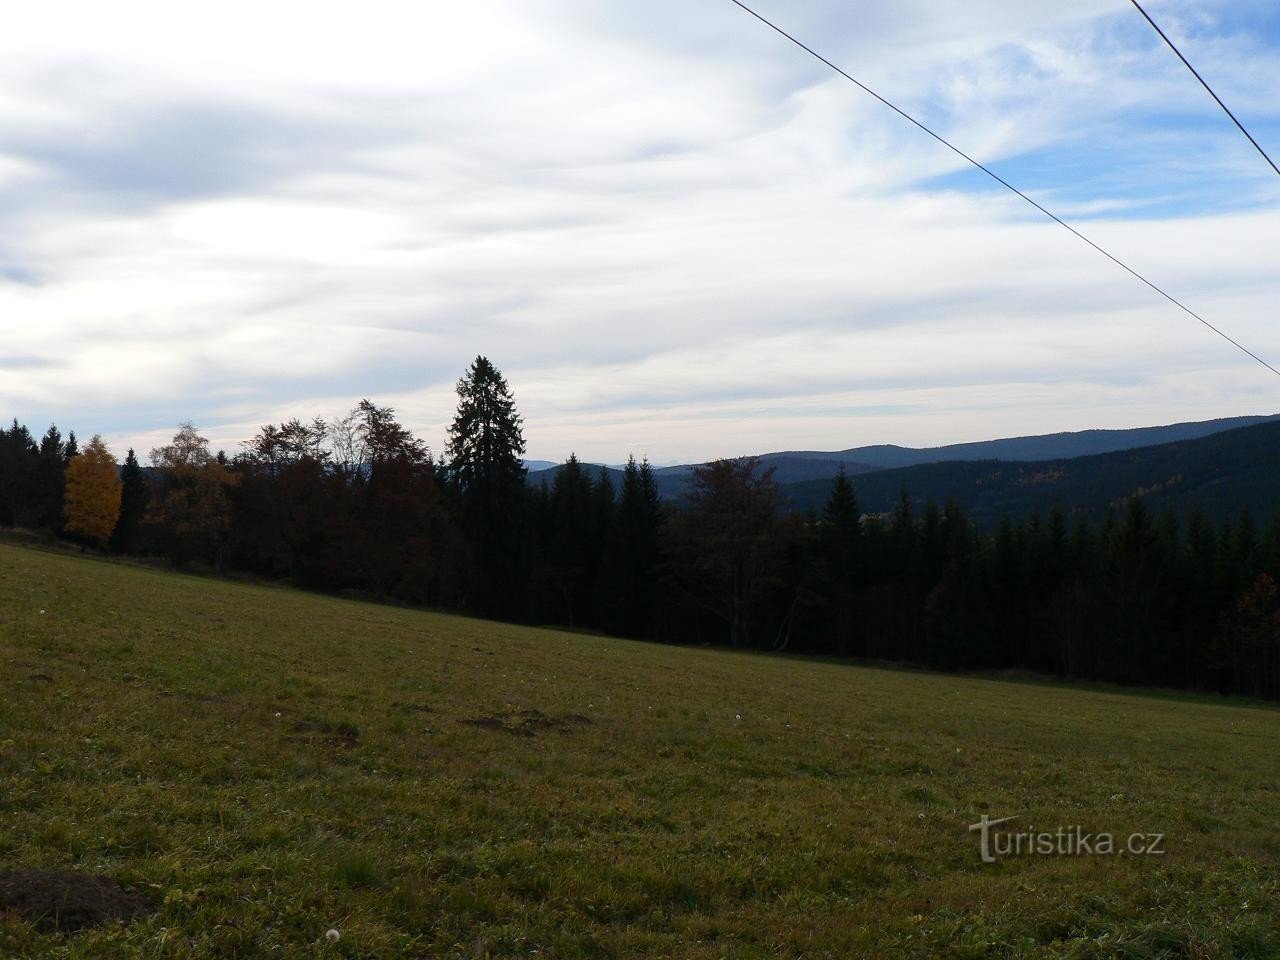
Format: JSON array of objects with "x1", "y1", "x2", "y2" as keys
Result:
[
  {"x1": 526, "y1": 457, "x2": 877, "y2": 501},
  {"x1": 827, "y1": 412, "x2": 1280, "y2": 469},
  {"x1": 2, "y1": 544, "x2": 1279, "y2": 957},
  {"x1": 528, "y1": 413, "x2": 1279, "y2": 504},
  {"x1": 781, "y1": 418, "x2": 1280, "y2": 525}
]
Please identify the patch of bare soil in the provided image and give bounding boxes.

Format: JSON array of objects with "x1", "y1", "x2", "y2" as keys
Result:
[
  {"x1": 392, "y1": 701, "x2": 435, "y2": 714},
  {"x1": 157, "y1": 689, "x2": 227, "y2": 704},
  {"x1": 462, "y1": 710, "x2": 593, "y2": 737},
  {"x1": 0, "y1": 869, "x2": 154, "y2": 933},
  {"x1": 290, "y1": 718, "x2": 360, "y2": 746}
]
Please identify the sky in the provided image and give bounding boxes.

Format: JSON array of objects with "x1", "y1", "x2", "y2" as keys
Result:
[{"x1": 1, "y1": 0, "x2": 1278, "y2": 465}]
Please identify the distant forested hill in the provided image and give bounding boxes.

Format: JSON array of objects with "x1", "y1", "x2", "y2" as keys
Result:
[
  {"x1": 823, "y1": 413, "x2": 1280, "y2": 469},
  {"x1": 780, "y1": 419, "x2": 1280, "y2": 526},
  {"x1": 527, "y1": 455, "x2": 877, "y2": 499},
  {"x1": 528, "y1": 413, "x2": 1280, "y2": 508}
]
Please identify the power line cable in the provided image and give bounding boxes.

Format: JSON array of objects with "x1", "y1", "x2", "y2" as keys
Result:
[
  {"x1": 725, "y1": 0, "x2": 1280, "y2": 379},
  {"x1": 1128, "y1": 0, "x2": 1280, "y2": 178}
]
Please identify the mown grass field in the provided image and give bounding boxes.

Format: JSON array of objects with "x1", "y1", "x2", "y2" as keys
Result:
[{"x1": 2, "y1": 542, "x2": 1279, "y2": 958}]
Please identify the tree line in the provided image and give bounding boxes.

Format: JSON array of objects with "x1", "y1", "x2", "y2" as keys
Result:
[{"x1": 3, "y1": 355, "x2": 1280, "y2": 700}]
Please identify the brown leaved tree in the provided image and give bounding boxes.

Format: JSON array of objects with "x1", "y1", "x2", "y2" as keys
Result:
[
  {"x1": 63, "y1": 435, "x2": 122, "y2": 547},
  {"x1": 147, "y1": 423, "x2": 238, "y2": 568},
  {"x1": 667, "y1": 458, "x2": 786, "y2": 648}
]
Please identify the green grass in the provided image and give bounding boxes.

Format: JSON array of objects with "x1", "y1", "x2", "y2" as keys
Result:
[{"x1": 2, "y1": 543, "x2": 1279, "y2": 958}]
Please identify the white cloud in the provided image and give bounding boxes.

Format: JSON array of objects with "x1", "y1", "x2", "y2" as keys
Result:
[{"x1": 1, "y1": 0, "x2": 1278, "y2": 464}]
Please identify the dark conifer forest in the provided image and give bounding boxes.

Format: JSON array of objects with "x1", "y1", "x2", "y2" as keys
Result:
[{"x1": 4, "y1": 356, "x2": 1280, "y2": 701}]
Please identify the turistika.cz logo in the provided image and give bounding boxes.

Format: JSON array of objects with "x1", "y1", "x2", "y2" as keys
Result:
[{"x1": 968, "y1": 815, "x2": 1166, "y2": 864}]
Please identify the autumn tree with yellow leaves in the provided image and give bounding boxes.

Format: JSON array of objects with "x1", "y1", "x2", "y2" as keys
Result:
[{"x1": 63, "y1": 435, "x2": 122, "y2": 546}]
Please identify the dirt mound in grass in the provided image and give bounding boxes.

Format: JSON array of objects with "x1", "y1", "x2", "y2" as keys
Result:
[
  {"x1": 462, "y1": 709, "x2": 592, "y2": 737},
  {"x1": 0, "y1": 869, "x2": 154, "y2": 933}
]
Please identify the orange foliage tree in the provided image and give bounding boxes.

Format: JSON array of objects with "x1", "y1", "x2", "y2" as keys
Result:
[{"x1": 63, "y1": 435, "x2": 123, "y2": 546}]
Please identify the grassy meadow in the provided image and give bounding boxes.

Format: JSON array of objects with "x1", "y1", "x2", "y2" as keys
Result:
[{"x1": 1, "y1": 542, "x2": 1279, "y2": 958}]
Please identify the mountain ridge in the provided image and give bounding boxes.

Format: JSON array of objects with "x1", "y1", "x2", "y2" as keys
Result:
[
  {"x1": 527, "y1": 412, "x2": 1280, "y2": 501},
  {"x1": 778, "y1": 418, "x2": 1280, "y2": 527}
]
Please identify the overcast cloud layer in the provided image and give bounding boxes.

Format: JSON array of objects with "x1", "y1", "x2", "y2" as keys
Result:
[{"x1": 2, "y1": 0, "x2": 1278, "y2": 463}]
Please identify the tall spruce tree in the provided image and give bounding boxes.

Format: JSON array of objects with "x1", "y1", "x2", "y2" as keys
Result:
[
  {"x1": 446, "y1": 356, "x2": 529, "y2": 617},
  {"x1": 819, "y1": 467, "x2": 862, "y2": 653},
  {"x1": 821, "y1": 467, "x2": 861, "y2": 576},
  {"x1": 36, "y1": 425, "x2": 68, "y2": 532},
  {"x1": 602, "y1": 456, "x2": 662, "y2": 637},
  {"x1": 0, "y1": 420, "x2": 39, "y2": 528},
  {"x1": 546, "y1": 454, "x2": 594, "y2": 626},
  {"x1": 111, "y1": 448, "x2": 151, "y2": 554}
]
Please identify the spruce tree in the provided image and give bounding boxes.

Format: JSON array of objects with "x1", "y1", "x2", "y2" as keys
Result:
[
  {"x1": 0, "y1": 420, "x2": 39, "y2": 528},
  {"x1": 547, "y1": 454, "x2": 593, "y2": 626},
  {"x1": 111, "y1": 449, "x2": 151, "y2": 554},
  {"x1": 37, "y1": 425, "x2": 67, "y2": 532},
  {"x1": 602, "y1": 456, "x2": 662, "y2": 637},
  {"x1": 583, "y1": 467, "x2": 613, "y2": 623},
  {"x1": 820, "y1": 468, "x2": 861, "y2": 579},
  {"x1": 446, "y1": 356, "x2": 530, "y2": 617},
  {"x1": 592, "y1": 466, "x2": 615, "y2": 546},
  {"x1": 820, "y1": 466, "x2": 862, "y2": 653}
]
